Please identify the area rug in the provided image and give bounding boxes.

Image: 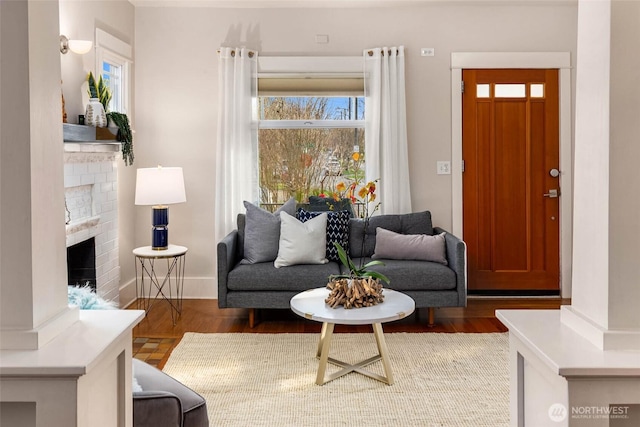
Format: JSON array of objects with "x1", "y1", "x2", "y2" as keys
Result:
[{"x1": 163, "y1": 332, "x2": 509, "y2": 427}]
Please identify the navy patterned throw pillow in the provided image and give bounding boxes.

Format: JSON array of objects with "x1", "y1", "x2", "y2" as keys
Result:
[{"x1": 296, "y1": 208, "x2": 350, "y2": 262}]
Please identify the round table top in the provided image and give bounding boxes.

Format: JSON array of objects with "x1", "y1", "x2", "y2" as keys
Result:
[
  {"x1": 290, "y1": 287, "x2": 415, "y2": 325},
  {"x1": 133, "y1": 244, "x2": 188, "y2": 258}
]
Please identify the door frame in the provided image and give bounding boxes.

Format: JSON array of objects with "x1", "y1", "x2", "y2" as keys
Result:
[{"x1": 451, "y1": 52, "x2": 573, "y2": 298}]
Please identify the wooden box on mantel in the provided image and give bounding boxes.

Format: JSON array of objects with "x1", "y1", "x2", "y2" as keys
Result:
[{"x1": 63, "y1": 123, "x2": 117, "y2": 142}]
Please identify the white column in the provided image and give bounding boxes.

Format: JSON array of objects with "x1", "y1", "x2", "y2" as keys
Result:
[
  {"x1": 0, "y1": 0, "x2": 78, "y2": 350},
  {"x1": 561, "y1": 0, "x2": 640, "y2": 351}
]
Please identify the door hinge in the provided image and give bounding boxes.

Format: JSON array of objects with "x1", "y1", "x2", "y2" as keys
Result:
[
  {"x1": 462, "y1": 160, "x2": 465, "y2": 172},
  {"x1": 461, "y1": 81, "x2": 465, "y2": 94}
]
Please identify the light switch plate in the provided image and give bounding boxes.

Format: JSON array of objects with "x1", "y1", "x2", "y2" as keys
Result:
[{"x1": 437, "y1": 161, "x2": 451, "y2": 175}]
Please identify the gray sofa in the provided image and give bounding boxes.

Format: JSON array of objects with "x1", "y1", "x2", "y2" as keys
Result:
[
  {"x1": 132, "y1": 359, "x2": 208, "y2": 427},
  {"x1": 217, "y1": 210, "x2": 466, "y2": 327}
]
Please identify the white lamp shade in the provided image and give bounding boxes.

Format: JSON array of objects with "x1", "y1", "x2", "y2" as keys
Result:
[
  {"x1": 135, "y1": 167, "x2": 186, "y2": 206},
  {"x1": 68, "y1": 39, "x2": 93, "y2": 55}
]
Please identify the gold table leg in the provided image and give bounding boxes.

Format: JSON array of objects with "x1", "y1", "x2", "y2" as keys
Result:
[
  {"x1": 315, "y1": 322, "x2": 394, "y2": 386},
  {"x1": 316, "y1": 322, "x2": 335, "y2": 385}
]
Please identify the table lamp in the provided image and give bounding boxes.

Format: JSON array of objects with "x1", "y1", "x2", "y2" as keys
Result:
[{"x1": 135, "y1": 166, "x2": 186, "y2": 250}]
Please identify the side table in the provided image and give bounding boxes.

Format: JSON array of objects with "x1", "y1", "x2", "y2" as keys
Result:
[{"x1": 134, "y1": 244, "x2": 187, "y2": 324}]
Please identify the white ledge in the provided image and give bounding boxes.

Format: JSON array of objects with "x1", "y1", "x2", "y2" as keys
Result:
[
  {"x1": 66, "y1": 215, "x2": 101, "y2": 236},
  {"x1": 63, "y1": 142, "x2": 121, "y2": 153},
  {"x1": 0, "y1": 310, "x2": 144, "y2": 376},
  {"x1": 496, "y1": 309, "x2": 640, "y2": 378}
]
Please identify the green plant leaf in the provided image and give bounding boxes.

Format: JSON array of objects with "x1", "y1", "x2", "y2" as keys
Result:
[
  {"x1": 363, "y1": 260, "x2": 385, "y2": 269},
  {"x1": 87, "y1": 72, "x2": 98, "y2": 98},
  {"x1": 361, "y1": 271, "x2": 390, "y2": 284},
  {"x1": 106, "y1": 112, "x2": 134, "y2": 166}
]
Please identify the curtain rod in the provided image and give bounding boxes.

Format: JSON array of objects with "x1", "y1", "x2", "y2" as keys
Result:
[
  {"x1": 216, "y1": 49, "x2": 256, "y2": 58},
  {"x1": 367, "y1": 49, "x2": 400, "y2": 57}
]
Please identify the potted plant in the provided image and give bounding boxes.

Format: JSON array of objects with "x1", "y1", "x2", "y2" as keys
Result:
[
  {"x1": 322, "y1": 151, "x2": 389, "y2": 309},
  {"x1": 87, "y1": 71, "x2": 111, "y2": 111},
  {"x1": 85, "y1": 71, "x2": 108, "y2": 128},
  {"x1": 86, "y1": 72, "x2": 134, "y2": 166}
]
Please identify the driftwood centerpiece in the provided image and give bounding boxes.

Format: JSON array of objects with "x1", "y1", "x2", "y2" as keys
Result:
[{"x1": 325, "y1": 277, "x2": 384, "y2": 309}]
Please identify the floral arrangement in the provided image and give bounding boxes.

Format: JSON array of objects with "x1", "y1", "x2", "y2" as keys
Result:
[{"x1": 322, "y1": 150, "x2": 389, "y2": 285}]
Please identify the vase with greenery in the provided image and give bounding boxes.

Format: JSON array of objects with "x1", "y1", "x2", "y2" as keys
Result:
[
  {"x1": 86, "y1": 72, "x2": 134, "y2": 166},
  {"x1": 87, "y1": 71, "x2": 111, "y2": 111}
]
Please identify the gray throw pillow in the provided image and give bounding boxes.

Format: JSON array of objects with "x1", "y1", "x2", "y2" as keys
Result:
[
  {"x1": 241, "y1": 198, "x2": 296, "y2": 264},
  {"x1": 372, "y1": 227, "x2": 448, "y2": 265}
]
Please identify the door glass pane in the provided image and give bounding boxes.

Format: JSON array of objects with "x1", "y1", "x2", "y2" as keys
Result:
[
  {"x1": 476, "y1": 84, "x2": 490, "y2": 98},
  {"x1": 530, "y1": 84, "x2": 544, "y2": 98},
  {"x1": 495, "y1": 84, "x2": 526, "y2": 98}
]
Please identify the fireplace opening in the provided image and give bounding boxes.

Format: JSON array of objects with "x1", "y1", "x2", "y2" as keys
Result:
[{"x1": 67, "y1": 237, "x2": 96, "y2": 290}]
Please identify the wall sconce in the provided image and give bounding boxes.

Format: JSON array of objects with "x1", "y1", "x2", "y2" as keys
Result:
[{"x1": 59, "y1": 35, "x2": 92, "y2": 55}]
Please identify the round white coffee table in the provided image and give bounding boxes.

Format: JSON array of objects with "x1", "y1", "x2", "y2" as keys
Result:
[{"x1": 290, "y1": 287, "x2": 415, "y2": 385}]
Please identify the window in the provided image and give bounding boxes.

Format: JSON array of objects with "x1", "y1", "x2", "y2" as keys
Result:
[
  {"x1": 101, "y1": 52, "x2": 126, "y2": 113},
  {"x1": 258, "y1": 96, "x2": 365, "y2": 209},
  {"x1": 95, "y1": 29, "x2": 132, "y2": 114},
  {"x1": 256, "y1": 57, "x2": 365, "y2": 209}
]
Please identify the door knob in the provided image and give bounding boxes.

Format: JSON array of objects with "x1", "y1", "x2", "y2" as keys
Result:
[
  {"x1": 543, "y1": 189, "x2": 559, "y2": 198},
  {"x1": 549, "y1": 168, "x2": 560, "y2": 178}
]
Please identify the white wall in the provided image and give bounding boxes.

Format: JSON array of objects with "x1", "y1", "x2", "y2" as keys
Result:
[
  {"x1": 59, "y1": 0, "x2": 136, "y2": 305},
  {"x1": 133, "y1": 2, "x2": 578, "y2": 298}
]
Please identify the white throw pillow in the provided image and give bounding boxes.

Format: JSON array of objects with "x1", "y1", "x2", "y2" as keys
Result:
[{"x1": 274, "y1": 212, "x2": 328, "y2": 268}]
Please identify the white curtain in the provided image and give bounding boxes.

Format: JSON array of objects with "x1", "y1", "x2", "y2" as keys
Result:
[
  {"x1": 215, "y1": 47, "x2": 258, "y2": 242},
  {"x1": 364, "y1": 46, "x2": 412, "y2": 214}
]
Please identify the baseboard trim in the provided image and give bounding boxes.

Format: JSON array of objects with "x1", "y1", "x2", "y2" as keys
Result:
[
  {"x1": 468, "y1": 289, "x2": 560, "y2": 297},
  {"x1": 119, "y1": 277, "x2": 217, "y2": 308}
]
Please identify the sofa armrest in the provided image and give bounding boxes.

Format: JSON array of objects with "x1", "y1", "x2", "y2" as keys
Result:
[
  {"x1": 217, "y1": 229, "x2": 239, "y2": 308},
  {"x1": 435, "y1": 227, "x2": 467, "y2": 307},
  {"x1": 133, "y1": 391, "x2": 182, "y2": 427}
]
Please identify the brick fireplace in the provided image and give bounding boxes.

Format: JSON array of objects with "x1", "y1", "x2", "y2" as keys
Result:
[{"x1": 64, "y1": 143, "x2": 120, "y2": 302}]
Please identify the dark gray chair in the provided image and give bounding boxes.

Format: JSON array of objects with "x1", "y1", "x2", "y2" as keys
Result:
[{"x1": 132, "y1": 359, "x2": 209, "y2": 427}]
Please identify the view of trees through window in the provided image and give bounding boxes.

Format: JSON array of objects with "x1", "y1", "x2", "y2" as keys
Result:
[{"x1": 258, "y1": 96, "x2": 365, "y2": 209}]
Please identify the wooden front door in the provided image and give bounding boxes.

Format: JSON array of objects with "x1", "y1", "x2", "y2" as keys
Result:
[{"x1": 462, "y1": 69, "x2": 560, "y2": 292}]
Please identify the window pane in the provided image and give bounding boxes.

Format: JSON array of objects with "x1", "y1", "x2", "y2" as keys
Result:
[
  {"x1": 495, "y1": 84, "x2": 526, "y2": 98},
  {"x1": 476, "y1": 84, "x2": 490, "y2": 98},
  {"x1": 260, "y1": 97, "x2": 364, "y2": 121},
  {"x1": 258, "y1": 127, "x2": 364, "y2": 206},
  {"x1": 531, "y1": 84, "x2": 544, "y2": 98},
  {"x1": 102, "y1": 61, "x2": 123, "y2": 112}
]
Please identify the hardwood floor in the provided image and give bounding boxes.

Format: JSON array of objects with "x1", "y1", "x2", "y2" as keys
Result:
[{"x1": 129, "y1": 297, "x2": 569, "y2": 368}]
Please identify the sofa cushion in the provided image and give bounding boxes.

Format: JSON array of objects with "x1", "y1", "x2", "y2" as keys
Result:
[
  {"x1": 228, "y1": 262, "x2": 340, "y2": 292},
  {"x1": 297, "y1": 208, "x2": 350, "y2": 262},
  {"x1": 342, "y1": 258, "x2": 456, "y2": 291},
  {"x1": 308, "y1": 195, "x2": 355, "y2": 217},
  {"x1": 241, "y1": 198, "x2": 296, "y2": 264},
  {"x1": 275, "y1": 212, "x2": 328, "y2": 268},
  {"x1": 372, "y1": 228, "x2": 448, "y2": 265},
  {"x1": 349, "y1": 211, "x2": 434, "y2": 258}
]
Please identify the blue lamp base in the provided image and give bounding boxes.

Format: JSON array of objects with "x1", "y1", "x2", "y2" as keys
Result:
[{"x1": 152, "y1": 206, "x2": 169, "y2": 250}]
